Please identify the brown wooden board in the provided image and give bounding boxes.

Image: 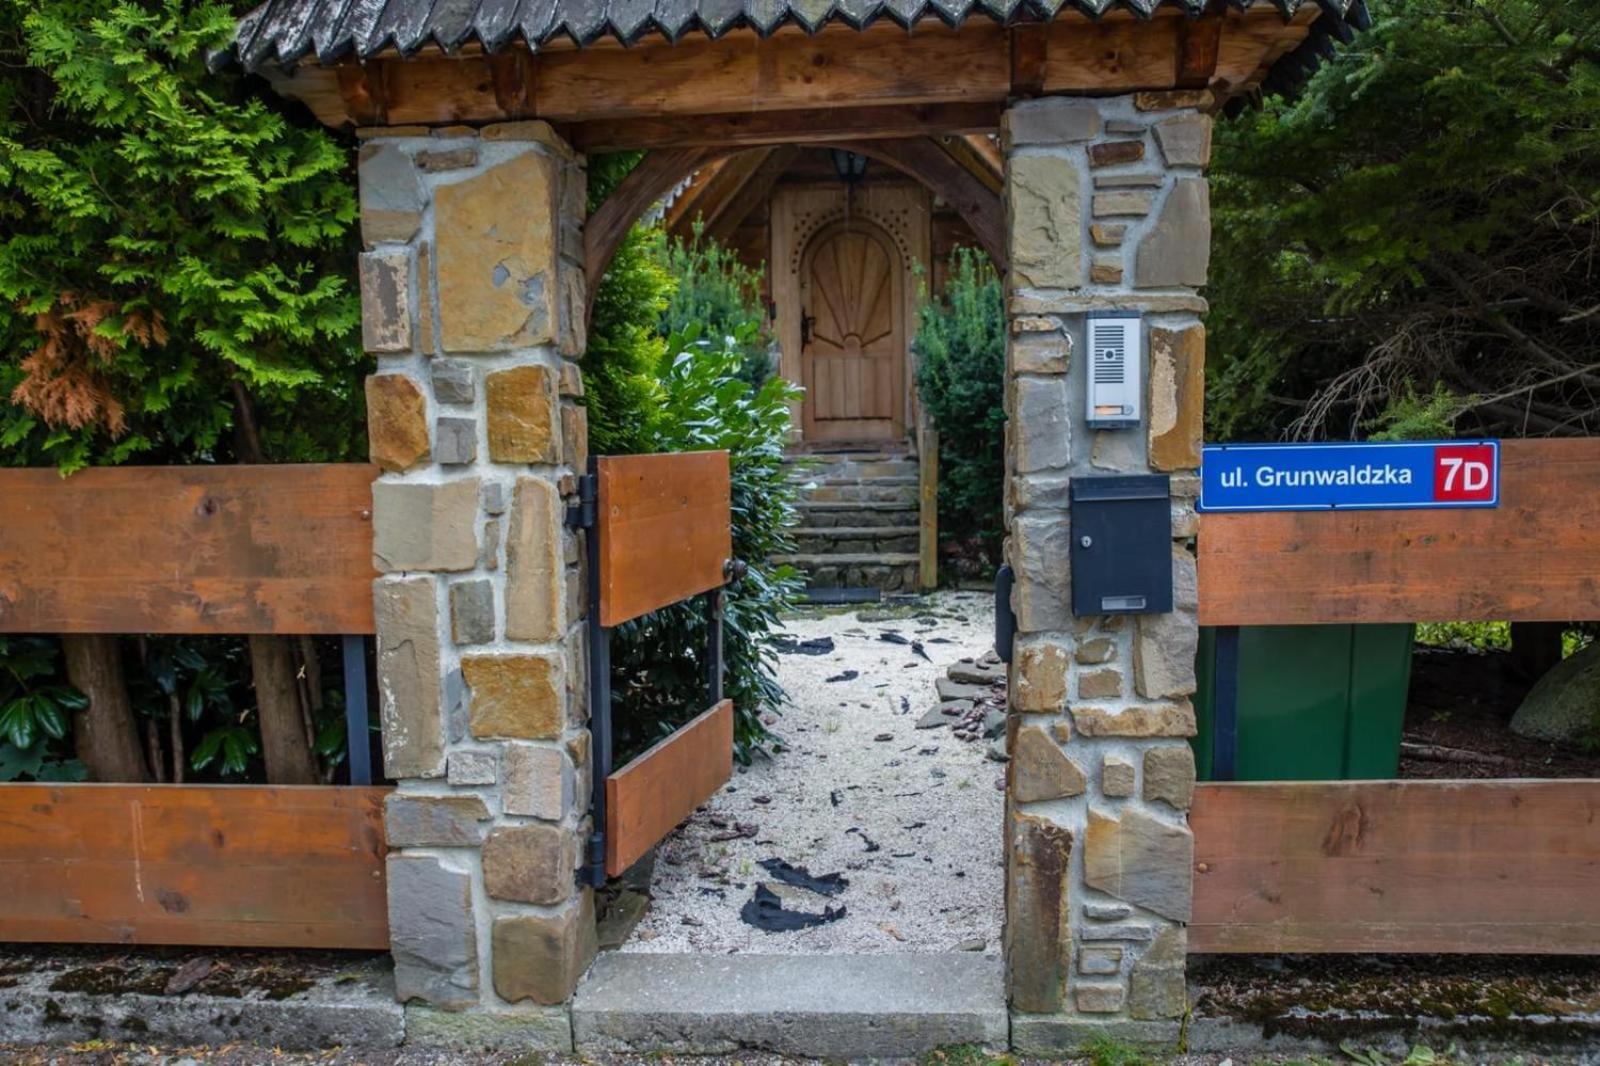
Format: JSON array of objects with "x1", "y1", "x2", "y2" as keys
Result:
[
  {"x1": 605, "y1": 699, "x2": 734, "y2": 877},
  {"x1": 1189, "y1": 779, "x2": 1600, "y2": 954},
  {"x1": 0, "y1": 784, "x2": 390, "y2": 948},
  {"x1": 596, "y1": 452, "x2": 732, "y2": 628},
  {"x1": 1197, "y1": 439, "x2": 1600, "y2": 626},
  {"x1": 0, "y1": 464, "x2": 379, "y2": 635}
]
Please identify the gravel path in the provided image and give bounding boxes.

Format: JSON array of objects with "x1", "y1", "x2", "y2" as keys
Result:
[{"x1": 616, "y1": 590, "x2": 1006, "y2": 956}]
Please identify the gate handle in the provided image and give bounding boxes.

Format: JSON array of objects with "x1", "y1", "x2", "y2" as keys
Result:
[{"x1": 723, "y1": 558, "x2": 749, "y2": 582}]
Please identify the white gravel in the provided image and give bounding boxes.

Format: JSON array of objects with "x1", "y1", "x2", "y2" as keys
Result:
[{"x1": 617, "y1": 590, "x2": 1006, "y2": 956}]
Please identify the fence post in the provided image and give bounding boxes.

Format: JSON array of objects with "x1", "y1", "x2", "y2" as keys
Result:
[
  {"x1": 918, "y1": 408, "x2": 939, "y2": 592},
  {"x1": 1001, "y1": 92, "x2": 1207, "y2": 1051}
]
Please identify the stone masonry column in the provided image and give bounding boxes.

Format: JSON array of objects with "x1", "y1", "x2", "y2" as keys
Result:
[
  {"x1": 357, "y1": 120, "x2": 594, "y2": 1048},
  {"x1": 1000, "y1": 92, "x2": 1209, "y2": 1052}
]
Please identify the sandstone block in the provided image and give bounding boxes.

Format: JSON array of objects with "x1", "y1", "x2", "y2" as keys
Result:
[
  {"x1": 492, "y1": 891, "x2": 598, "y2": 1005},
  {"x1": 505, "y1": 476, "x2": 565, "y2": 641},
  {"x1": 1072, "y1": 701, "x2": 1196, "y2": 738},
  {"x1": 1011, "y1": 330, "x2": 1070, "y2": 375},
  {"x1": 482, "y1": 824, "x2": 576, "y2": 905},
  {"x1": 1078, "y1": 668, "x2": 1123, "y2": 700},
  {"x1": 1147, "y1": 324, "x2": 1205, "y2": 471},
  {"x1": 447, "y1": 749, "x2": 497, "y2": 786},
  {"x1": 1076, "y1": 637, "x2": 1116, "y2": 665},
  {"x1": 384, "y1": 793, "x2": 491, "y2": 847},
  {"x1": 1012, "y1": 515, "x2": 1072, "y2": 633},
  {"x1": 1074, "y1": 983, "x2": 1126, "y2": 1013},
  {"x1": 372, "y1": 479, "x2": 480, "y2": 573},
  {"x1": 1101, "y1": 754, "x2": 1135, "y2": 798},
  {"x1": 432, "y1": 360, "x2": 476, "y2": 404},
  {"x1": 1143, "y1": 745, "x2": 1195, "y2": 811},
  {"x1": 365, "y1": 374, "x2": 429, "y2": 473},
  {"x1": 360, "y1": 249, "x2": 413, "y2": 353},
  {"x1": 559, "y1": 360, "x2": 585, "y2": 398},
  {"x1": 1090, "y1": 223, "x2": 1126, "y2": 247},
  {"x1": 561, "y1": 402, "x2": 588, "y2": 471},
  {"x1": 449, "y1": 578, "x2": 495, "y2": 646},
  {"x1": 1088, "y1": 140, "x2": 1145, "y2": 167},
  {"x1": 1079, "y1": 945, "x2": 1124, "y2": 976},
  {"x1": 436, "y1": 153, "x2": 559, "y2": 351},
  {"x1": 1153, "y1": 114, "x2": 1212, "y2": 167},
  {"x1": 1013, "y1": 639, "x2": 1069, "y2": 713},
  {"x1": 416, "y1": 241, "x2": 435, "y2": 353},
  {"x1": 1004, "y1": 99, "x2": 1101, "y2": 145},
  {"x1": 415, "y1": 146, "x2": 479, "y2": 172},
  {"x1": 465, "y1": 653, "x2": 564, "y2": 740},
  {"x1": 1008, "y1": 154, "x2": 1083, "y2": 290},
  {"x1": 1092, "y1": 191, "x2": 1154, "y2": 218},
  {"x1": 388, "y1": 854, "x2": 477, "y2": 1008},
  {"x1": 434, "y1": 417, "x2": 477, "y2": 466},
  {"x1": 1135, "y1": 89, "x2": 1214, "y2": 111},
  {"x1": 1085, "y1": 807, "x2": 1193, "y2": 922},
  {"x1": 1136, "y1": 177, "x2": 1210, "y2": 289},
  {"x1": 486, "y1": 365, "x2": 559, "y2": 464},
  {"x1": 1013, "y1": 375, "x2": 1072, "y2": 474},
  {"x1": 504, "y1": 742, "x2": 574, "y2": 821},
  {"x1": 1091, "y1": 257, "x2": 1124, "y2": 285},
  {"x1": 1133, "y1": 550, "x2": 1199, "y2": 699},
  {"x1": 1006, "y1": 809, "x2": 1072, "y2": 1013},
  {"x1": 1011, "y1": 726, "x2": 1086, "y2": 803},
  {"x1": 1129, "y1": 926, "x2": 1188, "y2": 1020},
  {"x1": 358, "y1": 143, "x2": 424, "y2": 247},
  {"x1": 374, "y1": 577, "x2": 446, "y2": 778}
]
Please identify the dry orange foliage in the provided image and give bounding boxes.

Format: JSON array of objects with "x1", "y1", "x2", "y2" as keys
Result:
[{"x1": 10, "y1": 293, "x2": 166, "y2": 436}]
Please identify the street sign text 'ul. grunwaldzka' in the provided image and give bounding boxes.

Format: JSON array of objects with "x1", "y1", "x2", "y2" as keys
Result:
[{"x1": 1198, "y1": 441, "x2": 1501, "y2": 513}]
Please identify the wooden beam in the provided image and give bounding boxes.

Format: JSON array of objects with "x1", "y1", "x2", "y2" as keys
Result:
[
  {"x1": 569, "y1": 101, "x2": 1003, "y2": 153},
  {"x1": 705, "y1": 146, "x2": 802, "y2": 244},
  {"x1": 1176, "y1": 3, "x2": 1227, "y2": 88},
  {"x1": 1010, "y1": 24, "x2": 1050, "y2": 97},
  {"x1": 489, "y1": 49, "x2": 535, "y2": 117},
  {"x1": 666, "y1": 149, "x2": 773, "y2": 237},
  {"x1": 834, "y1": 137, "x2": 1007, "y2": 270},
  {"x1": 0, "y1": 784, "x2": 390, "y2": 949},
  {"x1": 663, "y1": 157, "x2": 733, "y2": 235},
  {"x1": 264, "y1": 6, "x2": 1315, "y2": 130},
  {"x1": 1191, "y1": 780, "x2": 1600, "y2": 954},
  {"x1": 0, "y1": 464, "x2": 378, "y2": 635},
  {"x1": 1198, "y1": 438, "x2": 1600, "y2": 626},
  {"x1": 335, "y1": 61, "x2": 388, "y2": 126},
  {"x1": 940, "y1": 133, "x2": 1003, "y2": 196},
  {"x1": 584, "y1": 147, "x2": 717, "y2": 296}
]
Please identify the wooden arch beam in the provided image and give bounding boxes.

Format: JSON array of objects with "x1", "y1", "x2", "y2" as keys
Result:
[{"x1": 585, "y1": 135, "x2": 1005, "y2": 308}]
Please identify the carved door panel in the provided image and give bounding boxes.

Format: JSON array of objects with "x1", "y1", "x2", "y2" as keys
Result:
[{"x1": 800, "y1": 223, "x2": 904, "y2": 441}]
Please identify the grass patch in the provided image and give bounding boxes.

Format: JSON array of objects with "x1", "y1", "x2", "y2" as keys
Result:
[
  {"x1": 1084, "y1": 1034, "x2": 1151, "y2": 1066},
  {"x1": 920, "y1": 1043, "x2": 1014, "y2": 1066}
]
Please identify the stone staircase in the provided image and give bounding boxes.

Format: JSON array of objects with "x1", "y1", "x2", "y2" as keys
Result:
[{"x1": 777, "y1": 449, "x2": 923, "y2": 593}]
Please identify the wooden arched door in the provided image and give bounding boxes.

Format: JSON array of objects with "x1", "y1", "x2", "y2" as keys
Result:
[{"x1": 799, "y1": 221, "x2": 905, "y2": 442}]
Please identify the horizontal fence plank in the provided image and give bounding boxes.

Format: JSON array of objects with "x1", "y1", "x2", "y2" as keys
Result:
[
  {"x1": 0, "y1": 464, "x2": 378, "y2": 635},
  {"x1": 0, "y1": 784, "x2": 390, "y2": 949},
  {"x1": 1197, "y1": 438, "x2": 1600, "y2": 625},
  {"x1": 606, "y1": 699, "x2": 733, "y2": 878},
  {"x1": 1190, "y1": 779, "x2": 1600, "y2": 954},
  {"x1": 597, "y1": 452, "x2": 732, "y2": 627}
]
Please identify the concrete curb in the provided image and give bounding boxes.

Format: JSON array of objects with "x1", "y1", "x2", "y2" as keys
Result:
[{"x1": 0, "y1": 959, "x2": 403, "y2": 1051}]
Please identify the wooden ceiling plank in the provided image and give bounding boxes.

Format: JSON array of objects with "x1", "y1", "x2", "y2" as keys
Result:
[{"x1": 569, "y1": 101, "x2": 1002, "y2": 152}]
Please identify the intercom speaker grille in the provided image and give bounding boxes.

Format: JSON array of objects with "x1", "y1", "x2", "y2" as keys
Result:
[{"x1": 1092, "y1": 323, "x2": 1128, "y2": 385}]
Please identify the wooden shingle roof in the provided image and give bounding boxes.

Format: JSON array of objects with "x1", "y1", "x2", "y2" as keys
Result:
[{"x1": 225, "y1": 0, "x2": 1368, "y2": 96}]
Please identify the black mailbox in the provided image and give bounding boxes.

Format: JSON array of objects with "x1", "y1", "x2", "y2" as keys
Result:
[{"x1": 1069, "y1": 475, "x2": 1172, "y2": 616}]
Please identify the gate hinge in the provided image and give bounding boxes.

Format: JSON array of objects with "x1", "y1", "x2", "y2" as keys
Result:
[{"x1": 566, "y1": 473, "x2": 597, "y2": 531}]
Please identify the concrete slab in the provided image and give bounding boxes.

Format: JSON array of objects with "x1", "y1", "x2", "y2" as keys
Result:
[
  {"x1": 572, "y1": 952, "x2": 1007, "y2": 1056},
  {"x1": 405, "y1": 1003, "x2": 572, "y2": 1050},
  {"x1": 1009, "y1": 1013, "x2": 1182, "y2": 1056}
]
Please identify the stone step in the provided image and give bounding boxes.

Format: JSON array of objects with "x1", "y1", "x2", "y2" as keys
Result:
[
  {"x1": 775, "y1": 552, "x2": 923, "y2": 592},
  {"x1": 795, "y1": 481, "x2": 919, "y2": 505},
  {"x1": 793, "y1": 525, "x2": 921, "y2": 554},
  {"x1": 787, "y1": 459, "x2": 919, "y2": 482},
  {"x1": 796, "y1": 501, "x2": 919, "y2": 529},
  {"x1": 572, "y1": 952, "x2": 1006, "y2": 1058}
]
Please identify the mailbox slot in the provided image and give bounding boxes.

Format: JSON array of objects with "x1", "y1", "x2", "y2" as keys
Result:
[{"x1": 1069, "y1": 475, "x2": 1172, "y2": 616}]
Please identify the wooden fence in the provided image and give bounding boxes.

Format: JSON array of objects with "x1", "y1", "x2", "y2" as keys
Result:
[
  {"x1": 2, "y1": 441, "x2": 1600, "y2": 954},
  {"x1": 1192, "y1": 437, "x2": 1600, "y2": 954}
]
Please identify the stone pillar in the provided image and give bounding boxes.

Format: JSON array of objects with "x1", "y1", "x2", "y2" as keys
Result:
[
  {"x1": 358, "y1": 120, "x2": 594, "y2": 1047},
  {"x1": 1000, "y1": 92, "x2": 1209, "y2": 1052}
]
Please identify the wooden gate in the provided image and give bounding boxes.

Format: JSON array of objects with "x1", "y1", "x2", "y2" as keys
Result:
[{"x1": 576, "y1": 451, "x2": 737, "y2": 880}]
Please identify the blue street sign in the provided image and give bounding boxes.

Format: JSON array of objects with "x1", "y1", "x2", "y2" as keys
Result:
[{"x1": 1198, "y1": 440, "x2": 1501, "y2": 513}]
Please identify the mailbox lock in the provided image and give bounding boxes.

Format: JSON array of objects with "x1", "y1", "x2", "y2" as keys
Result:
[{"x1": 1080, "y1": 535, "x2": 1093, "y2": 549}]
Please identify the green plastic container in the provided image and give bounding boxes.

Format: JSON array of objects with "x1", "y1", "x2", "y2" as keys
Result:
[{"x1": 1192, "y1": 624, "x2": 1415, "y2": 781}]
